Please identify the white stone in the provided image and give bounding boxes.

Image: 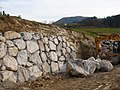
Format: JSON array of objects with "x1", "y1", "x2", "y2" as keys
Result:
[
  {"x1": 45, "y1": 44, "x2": 50, "y2": 52},
  {"x1": 0, "y1": 42, "x2": 7, "y2": 58},
  {"x1": 29, "y1": 51, "x2": 42, "y2": 64},
  {"x1": 1, "y1": 65, "x2": 6, "y2": 71},
  {"x1": 49, "y1": 51, "x2": 58, "y2": 61},
  {"x1": 27, "y1": 41, "x2": 39, "y2": 53},
  {"x1": 42, "y1": 62, "x2": 50, "y2": 74},
  {"x1": 28, "y1": 65, "x2": 42, "y2": 78},
  {"x1": 13, "y1": 39, "x2": 26, "y2": 50},
  {"x1": 66, "y1": 47, "x2": 71, "y2": 53},
  {"x1": 59, "y1": 56, "x2": 66, "y2": 61},
  {"x1": 58, "y1": 36, "x2": 62, "y2": 42},
  {"x1": 51, "y1": 62, "x2": 59, "y2": 73},
  {"x1": 40, "y1": 52, "x2": 47, "y2": 61},
  {"x1": 63, "y1": 42, "x2": 67, "y2": 48},
  {"x1": 38, "y1": 40, "x2": 45, "y2": 51},
  {"x1": 43, "y1": 37, "x2": 49, "y2": 44},
  {"x1": 6, "y1": 40, "x2": 14, "y2": 47},
  {"x1": 62, "y1": 36, "x2": 66, "y2": 42},
  {"x1": 8, "y1": 46, "x2": 18, "y2": 56},
  {"x1": 99, "y1": 60, "x2": 113, "y2": 71},
  {"x1": 0, "y1": 36, "x2": 6, "y2": 42},
  {"x1": 70, "y1": 46, "x2": 76, "y2": 52},
  {"x1": 17, "y1": 50, "x2": 28, "y2": 66},
  {"x1": 3, "y1": 55, "x2": 17, "y2": 71},
  {"x1": 17, "y1": 66, "x2": 29, "y2": 83},
  {"x1": 20, "y1": 32, "x2": 32, "y2": 40},
  {"x1": 82, "y1": 60, "x2": 97, "y2": 75},
  {"x1": 4, "y1": 31, "x2": 21, "y2": 40},
  {"x1": 57, "y1": 42, "x2": 62, "y2": 51},
  {"x1": 54, "y1": 38, "x2": 59, "y2": 45},
  {"x1": 57, "y1": 51, "x2": 62, "y2": 57},
  {"x1": 70, "y1": 51, "x2": 76, "y2": 60},
  {"x1": 32, "y1": 33, "x2": 40, "y2": 40},
  {"x1": 58, "y1": 61, "x2": 67, "y2": 72},
  {"x1": 49, "y1": 41, "x2": 56, "y2": 51},
  {"x1": 2, "y1": 71, "x2": 17, "y2": 82},
  {"x1": 62, "y1": 48, "x2": 66, "y2": 55},
  {"x1": 26, "y1": 62, "x2": 33, "y2": 67},
  {"x1": 49, "y1": 36, "x2": 53, "y2": 41}
]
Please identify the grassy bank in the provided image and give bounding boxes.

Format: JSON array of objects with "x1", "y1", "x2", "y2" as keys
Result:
[{"x1": 71, "y1": 28, "x2": 120, "y2": 37}]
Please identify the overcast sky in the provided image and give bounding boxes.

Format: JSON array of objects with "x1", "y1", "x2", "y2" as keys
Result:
[{"x1": 0, "y1": 0, "x2": 120, "y2": 22}]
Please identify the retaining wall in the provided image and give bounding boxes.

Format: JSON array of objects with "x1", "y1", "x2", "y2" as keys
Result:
[{"x1": 0, "y1": 31, "x2": 76, "y2": 83}]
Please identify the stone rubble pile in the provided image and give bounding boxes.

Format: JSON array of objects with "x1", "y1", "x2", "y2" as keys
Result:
[
  {"x1": 67, "y1": 57, "x2": 113, "y2": 76},
  {"x1": 0, "y1": 31, "x2": 76, "y2": 83}
]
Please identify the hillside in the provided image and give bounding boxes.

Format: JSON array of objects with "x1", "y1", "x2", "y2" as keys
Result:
[{"x1": 53, "y1": 16, "x2": 88, "y2": 25}]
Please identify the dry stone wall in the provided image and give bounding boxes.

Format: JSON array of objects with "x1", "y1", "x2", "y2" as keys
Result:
[{"x1": 0, "y1": 31, "x2": 76, "y2": 83}]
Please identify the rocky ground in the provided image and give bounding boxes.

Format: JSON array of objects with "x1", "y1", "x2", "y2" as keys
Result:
[{"x1": 0, "y1": 64, "x2": 120, "y2": 90}]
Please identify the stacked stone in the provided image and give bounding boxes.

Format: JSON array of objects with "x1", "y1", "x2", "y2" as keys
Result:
[{"x1": 0, "y1": 31, "x2": 76, "y2": 83}]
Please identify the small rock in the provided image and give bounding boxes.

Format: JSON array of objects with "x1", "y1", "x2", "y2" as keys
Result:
[
  {"x1": 38, "y1": 40, "x2": 45, "y2": 51},
  {"x1": 0, "y1": 42, "x2": 7, "y2": 58},
  {"x1": 0, "y1": 36, "x2": 6, "y2": 42}
]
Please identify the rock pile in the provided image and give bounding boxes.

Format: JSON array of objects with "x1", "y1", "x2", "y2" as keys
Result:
[
  {"x1": 67, "y1": 57, "x2": 113, "y2": 76},
  {"x1": 0, "y1": 31, "x2": 76, "y2": 83}
]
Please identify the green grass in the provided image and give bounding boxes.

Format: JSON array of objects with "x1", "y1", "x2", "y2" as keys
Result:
[{"x1": 71, "y1": 28, "x2": 120, "y2": 37}]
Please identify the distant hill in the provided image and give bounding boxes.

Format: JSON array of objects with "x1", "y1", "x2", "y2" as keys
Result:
[{"x1": 53, "y1": 16, "x2": 88, "y2": 25}]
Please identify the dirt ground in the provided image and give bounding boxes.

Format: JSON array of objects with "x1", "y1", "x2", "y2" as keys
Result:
[{"x1": 0, "y1": 65, "x2": 120, "y2": 90}]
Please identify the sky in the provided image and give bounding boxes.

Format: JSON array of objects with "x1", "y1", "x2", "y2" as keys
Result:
[{"x1": 0, "y1": 0, "x2": 120, "y2": 22}]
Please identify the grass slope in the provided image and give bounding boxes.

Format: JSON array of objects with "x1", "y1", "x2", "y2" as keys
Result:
[{"x1": 72, "y1": 28, "x2": 120, "y2": 37}]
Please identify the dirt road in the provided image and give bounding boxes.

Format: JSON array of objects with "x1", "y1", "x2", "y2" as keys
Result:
[{"x1": 0, "y1": 65, "x2": 120, "y2": 90}]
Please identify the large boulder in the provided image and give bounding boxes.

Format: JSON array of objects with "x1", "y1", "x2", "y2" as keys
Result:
[
  {"x1": 13, "y1": 39, "x2": 26, "y2": 50},
  {"x1": 66, "y1": 59, "x2": 89, "y2": 76},
  {"x1": 4, "y1": 31, "x2": 21, "y2": 40},
  {"x1": 3, "y1": 55, "x2": 18, "y2": 71},
  {"x1": 17, "y1": 50, "x2": 28, "y2": 66},
  {"x1": 17, "y1": 66, "x2": 30, "y2": 83},
  {"x1": 99, "y1": 60, "x2": 113, "y2": 72},
  {"x1": 27, "y1": 41, "x2": 39, "y2": 53},
  {"x1": 1, "y1": 71, "x2": 17, "y2": 82},
  {"x1": 29, "y1": 51, "x2": 42, "y2": 64},
  {"x1": 28, "y1": 65, "x2": 42, "y2": 78}
]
